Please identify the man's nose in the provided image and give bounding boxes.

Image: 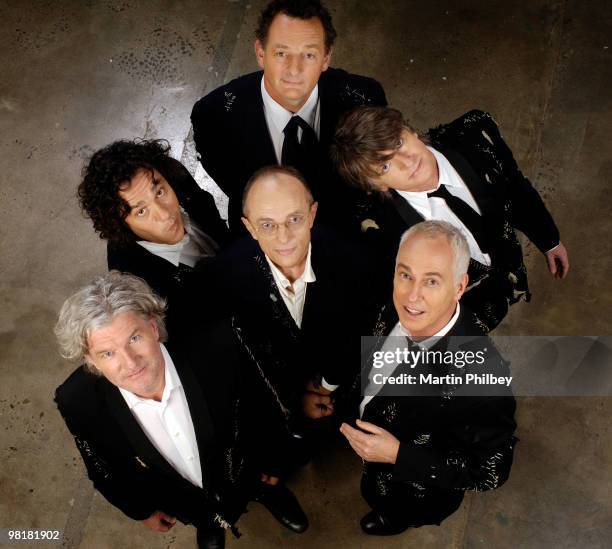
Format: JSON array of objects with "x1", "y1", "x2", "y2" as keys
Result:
[
  {"x1": 406, "y1": 281, "x2": 422, "y2": 302},
  {"x1": 276, "y1": 223, "x2": 291, "y2": 243},
  {"x1": 121, "y1": 347, "x2": 139, "y2": 370},
  {"x1": 152, "y1": 203, "x2": 171, "y2": 222},
  {"x1": 286, "y1": 54, "x2": 303, "y2": 75}
]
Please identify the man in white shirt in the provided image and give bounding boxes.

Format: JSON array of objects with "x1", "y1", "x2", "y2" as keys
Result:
[
  {"x1": 339, "y1": 221, "x2": 517, "y2": 536},
  {"x1": 331, "y1": 106, "x2": 570, "y2": 331},
  {"x1": 54, "y1": 272, "x2": 307, "y2": 549},
  {"x1": 191, "y1": 0, "x2": 387, "y2": 235}
]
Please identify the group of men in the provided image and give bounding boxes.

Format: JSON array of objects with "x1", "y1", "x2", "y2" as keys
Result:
[{"x1": 54, "y1": 1, "x2": 569, "y2": 547}]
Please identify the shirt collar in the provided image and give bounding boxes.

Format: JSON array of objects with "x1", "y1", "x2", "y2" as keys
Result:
[
  {"x1": 397, "y1": 303, "x2": 461, "y2": 349},
  {"x1": 265, "y1": 243, "x2": 316, "y2": 290},
  {"x1": 260, "y1": 76, "x2": 319, "y2": 135},
  {"x1": 119, "y1": 343, "x2": 182, "y2": 409},
  {"x1": 396, "y1": 146, "x2": 459, "y2": 202}
]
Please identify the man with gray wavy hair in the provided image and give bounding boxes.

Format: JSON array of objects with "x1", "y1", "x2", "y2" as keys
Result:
[{"x1": 54, "y1": 271, "x2": 306, "y2": 549}]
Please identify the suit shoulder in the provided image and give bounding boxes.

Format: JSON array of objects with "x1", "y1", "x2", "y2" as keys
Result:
[
  {"x1": 191, "y1": 71, "x2": 262, "y2": 118},
  {"x1": 321, "y1": 67, "x2": 386, "y2": 106},
  {"x1": 55, "y1": 366, "x2": 102, "y2": 418}
]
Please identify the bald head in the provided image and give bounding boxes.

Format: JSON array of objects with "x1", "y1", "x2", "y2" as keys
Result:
[
  {"x1": 242, "y1": 165, "x2": 313, "y2": 217},
  {"x1": 241, "y1": 166, "x2": 317, "y2": 283}
]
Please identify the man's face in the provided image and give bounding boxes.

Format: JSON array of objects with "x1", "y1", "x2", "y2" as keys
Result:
[
  {"x1": 393, "y1": 233, "x2": 468, "y2": 338},
  {"x1": 242, "y1": 173, "x2": 317, "y2": 281},
  {"x1": 85, "y1": 312, "x2": 166, "y2": 400},
  {"x1": 119, "y1": 168, "x2": 185, "y2": 244},
  {"x1": 370, "y1": 129, "x2": 439, "y2": 193},
  {"x1": 255, "y1": 14, "x2": 331, "y2": 112}
]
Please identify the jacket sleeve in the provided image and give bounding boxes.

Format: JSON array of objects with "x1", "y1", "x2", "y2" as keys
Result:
[
  {"x1": 191, "y1": 92, "x2": 234, "y2": 200},
  {"x1": 476, "y1": 111, "x2": 560, "y2": 252},
  {"x1": 55, "y1": 387, "x2": 159, "y2": 521},
  {"x1": 392, "y1": 396, "x2": 517, "y2": 492}
]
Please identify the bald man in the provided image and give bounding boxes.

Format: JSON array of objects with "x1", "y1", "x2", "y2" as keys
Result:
[{"x1": 202, "y1": 165, "x2": 382, "y2": 466}]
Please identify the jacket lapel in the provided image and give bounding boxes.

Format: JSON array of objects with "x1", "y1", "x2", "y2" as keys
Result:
[
  {"x1": 389, "y1": 189, "x2": 425, "y2": 228},
  {"x1": 244, "y1": 72, "x2": 280, "y2": 165}
]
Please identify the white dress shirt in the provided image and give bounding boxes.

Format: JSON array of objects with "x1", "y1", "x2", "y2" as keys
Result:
[
  {"x1": 119, "y1": 344, "x2": 203, "y2": 488},
  {"x1": 260, "y1": 77, "x2": 321, "y2": 164},
  {"x1": 265, "y1": 244, "x2": 316, "y2": 328},
  {"x1": 397, "y1": 147, "x2": 491, "y2": 266},
  {"x1": 137, "y1": 209, "x2": 219, "y2": 268},
  {"x1": 359, "y1": 303, "x2": 462, "y2": 417}
]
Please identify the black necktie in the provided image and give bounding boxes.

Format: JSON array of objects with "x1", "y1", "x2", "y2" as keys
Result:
[
  {"x1": 281, "y1": 116, "x2": 318, "y2": 180},
  {"x1": 427, "y1": 184, "x2": 490, "y2": 253}
]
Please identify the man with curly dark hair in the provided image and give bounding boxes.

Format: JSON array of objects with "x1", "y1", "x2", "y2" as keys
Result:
[
  {"x1": 78, "y1": 139, "x2": 230, "y2": 328},
  {"x1": 191, "y1": 0, "x2": 387, "y2": 236}
]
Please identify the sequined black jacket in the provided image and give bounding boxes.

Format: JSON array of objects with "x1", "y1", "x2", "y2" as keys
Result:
[{"x1": 354, "y1": 306, "x2": 517, "y2": 495}]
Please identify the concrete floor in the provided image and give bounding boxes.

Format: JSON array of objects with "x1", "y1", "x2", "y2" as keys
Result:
[{"x1": 1, "y1": 0, "x2": 611, "y2": 547}]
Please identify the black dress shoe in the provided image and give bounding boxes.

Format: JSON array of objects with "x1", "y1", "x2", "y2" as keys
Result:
[
  {"x1": 360, "y1": 510, "x2": 411, "y2": 536},
  {"x1": 196, "y1": 526, "x2": 225, "y2": 549},
  {"x1": 253, "y1": 483, "x2": 309, "y2": 533}
]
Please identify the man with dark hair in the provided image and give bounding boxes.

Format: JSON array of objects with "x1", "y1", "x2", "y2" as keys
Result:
[
  {"x1": 78, "y1": 139, "x2": 230, "y2": 328},
  {"x1": 54, "y1": 272, "x2": 306, "y2": 549},
  {"x1": 331, "y1": 107, "x2": 569, "y2": 331},
  {"x1": 339, "y1": 221, "x2": 517, "y2": 536},
  {"x1": 203, "y1": 165, "x2": 382, "y2": 463},
  {"x1": 191, "y1": 0, "x2": 387, "y2": 235}
]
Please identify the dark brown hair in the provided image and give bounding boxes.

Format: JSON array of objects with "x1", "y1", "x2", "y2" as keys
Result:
[{"x1": 255, "y1": 0, "x2": 337, "y2": 52}]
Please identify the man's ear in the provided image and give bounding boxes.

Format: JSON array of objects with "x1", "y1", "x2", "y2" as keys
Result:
[
  {"x1": 242, "y1": 216, "x2": 259, "y2": 241},
  {"x1": 321, "y1": 47, "x2": 333, "y2": 72},
  {"x1": 255, "y1": 40, "x2": 265, "y2": 69},
  {"x1": 456, "y1": 273, "x2": 469, "y2": 301},
  {"x1": 308, "y1": 202, "x2": 319, "y2": 228}
]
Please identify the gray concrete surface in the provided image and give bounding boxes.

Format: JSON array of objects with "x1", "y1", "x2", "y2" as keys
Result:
[{"x1": 1, "y1": 0, "x2": 611, "y2": 547}]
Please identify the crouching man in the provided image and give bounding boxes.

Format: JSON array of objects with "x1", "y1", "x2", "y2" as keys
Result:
[
  {"x1": 54, "y1": 271, "x2": 306, "y2": 548},
  {"x1": 339, "y1": 221, "x2": 517, "y2": 535}
]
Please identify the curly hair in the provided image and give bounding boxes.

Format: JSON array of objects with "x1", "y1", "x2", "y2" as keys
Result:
[
  {"x1": 78, "y1": 139, "x2": 172, "y2": 247},
  {"x1": 255, "y1": 0, "x2": 337, "y2": 53}
]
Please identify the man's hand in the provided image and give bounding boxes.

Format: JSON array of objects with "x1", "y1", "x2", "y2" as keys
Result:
[
  {"x1": 545, "y1": 242, "x2": 569, "y2": 279},
  {"x1": 141, "y1": 510, "x2": 176, "y2": 532},
  {"x1": 260, "y1": 473, "x2": 279, "y2": 485},
  {"x1": 302, "y1": 391, "x2": 334, "y2": 419},
  {"x1": 340, "y1": 419, "x2": 400, "y2": 464}
]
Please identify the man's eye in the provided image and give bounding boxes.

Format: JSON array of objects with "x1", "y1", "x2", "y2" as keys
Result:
[
  {"x1": 426, "y1": 279, "x2": 439, "y2": 287},
  {"x1": 305, "y1": 52, "x2": 316, "y2": 60},
  {"x1": 136, "y1": 208, "x2": 146, "y2": 217},
  {"x1": 398, "y1": 138, "x2": 404, "y2": 147},
  {"x1": 399, "y1": 271, "x2": 409, "y2": 280},
  {"x1": 287, "y1": 215, "x2": 303, "y2": 225},
  {"x1": 130, "y1": 334, "x2": 142, "y2": 343},
  {"x1": 275, "y1": 51, "x2": 285, "y2": 58},
  {"x1": 156, "y1": 187, "x2": 165, "y2": 197},
  {"x1": 260, "y1": 222, "x2": 276, "y2": 231},
  {"x1": 381, "y1": 162, "x2": 391, "y2": 174},
  {"x1": 101, "y1": 351, "x2": 113, "y2": 359}
]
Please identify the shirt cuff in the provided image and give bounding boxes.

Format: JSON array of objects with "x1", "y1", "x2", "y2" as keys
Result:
[
  {"x1": 545, "y1": 242, "x2": 561, "y2": 254},
  {"x1": 321, "y1": 378, "x2": 339, "y2": 392}
]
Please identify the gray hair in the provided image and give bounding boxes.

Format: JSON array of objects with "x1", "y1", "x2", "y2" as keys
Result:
[
  {"x1": 397, "y1": 220, "x2": 470, "y2": 284},
  {"x1": 54, "y1": 271, "x2": 167, "y2": 372}
]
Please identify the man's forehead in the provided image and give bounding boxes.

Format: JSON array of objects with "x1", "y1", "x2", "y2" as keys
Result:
[
  {"x1": 397, "y1": 236, "x2": 454, "y2": 271},
  {"x1": 119, "y1": 169, "x2": 157, "y2": 201},
  {"x1": 267, "y1": 14, "x2": 325, "y2": 46},
  {"x1": 247, "y1": 178, "x2": 310, "y2": 215},
  {"x1": 87, "y1": 312, "x2": 144, "y2": 345}
]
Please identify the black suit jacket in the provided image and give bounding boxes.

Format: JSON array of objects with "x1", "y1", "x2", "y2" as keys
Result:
[
  {"x1": 191, "y1": 68, "x2": 387, "y2": 234},
  {"x1": 348, "y1": 305, "x2": 516, "y2": 501},
  {"x1": 54, "y1": 320, "x2": 285, "y2": 530},
  {"x1": 366, "y1": 110, "x2": 560, "y2": 329},
  {"x1": 107, "y1": 155, "x2": 230, "y2": 332},
  {"x1": 201, "y1": 225, "x2": 383, "y2": 425}
]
